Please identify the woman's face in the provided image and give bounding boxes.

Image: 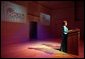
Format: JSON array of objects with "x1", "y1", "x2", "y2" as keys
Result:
[
  {"x1": 65, "y1": 22, "x2": 67, "y2": 26},
  {"x1": 64, "y1": 21, "x2": 67, "y2": 26}
]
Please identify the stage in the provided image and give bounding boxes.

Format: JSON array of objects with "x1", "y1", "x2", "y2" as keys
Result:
[{"x1": 1, "y1": 40, "x2": 83, "y2": 58}]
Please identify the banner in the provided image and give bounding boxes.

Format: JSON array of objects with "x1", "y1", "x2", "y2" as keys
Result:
[
  {"x1": 1, "y1": 1, "x2": 27, "y2": 23},
  {"x1": 40, "y1": 13, "x2": 50, "y2": 25}
]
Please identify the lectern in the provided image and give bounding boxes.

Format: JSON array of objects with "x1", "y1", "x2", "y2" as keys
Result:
[{"x1": 67, "y1": 29, "x2": 80, "y2": 55}]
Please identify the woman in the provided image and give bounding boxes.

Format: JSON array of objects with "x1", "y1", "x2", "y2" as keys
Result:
[
  {"x1": 60, "y1": 21, "x2": 70, "y2": 53},
  {"x1": 60, "y1": 21, "x2": 73, "y2": 52}
]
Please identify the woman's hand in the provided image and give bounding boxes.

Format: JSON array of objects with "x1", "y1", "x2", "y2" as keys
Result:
[{"x1": 68, "y1": 30, "x2": 73, "y2": 32}]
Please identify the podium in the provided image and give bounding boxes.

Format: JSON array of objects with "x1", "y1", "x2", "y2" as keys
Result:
[{"x1": 67, "y1": 29, "x2": 80, "y2": 55}]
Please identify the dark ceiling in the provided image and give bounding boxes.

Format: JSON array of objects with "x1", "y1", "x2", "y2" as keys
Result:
[
  {"x1": 11, "y1": 1, "x2": 75, "y2": 10},
  {"x1": 37, "y1": 1, "x2": 74, "y2": 10}
]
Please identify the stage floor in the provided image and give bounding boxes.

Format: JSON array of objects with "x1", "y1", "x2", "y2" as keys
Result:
[{"x1": 1, "y1": 40, "x2": 84, "y2": 58}]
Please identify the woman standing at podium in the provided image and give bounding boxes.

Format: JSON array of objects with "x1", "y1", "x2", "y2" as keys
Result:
[{"x1": 60, "y1": 21, "x2": 68, "y2": 52}]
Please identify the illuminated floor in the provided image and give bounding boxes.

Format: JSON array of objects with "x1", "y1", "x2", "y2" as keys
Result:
[{"x1": 1, "y1": 40, "x2": 84, "y2": 58}]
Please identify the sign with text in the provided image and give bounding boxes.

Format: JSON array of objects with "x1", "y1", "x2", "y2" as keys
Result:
[
  {"x1": 40, "y1": 13, "x2": 50, "y2": 26},
  {"x1": 1, "y1": 1, "x2": 27, "y2": 23}
]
